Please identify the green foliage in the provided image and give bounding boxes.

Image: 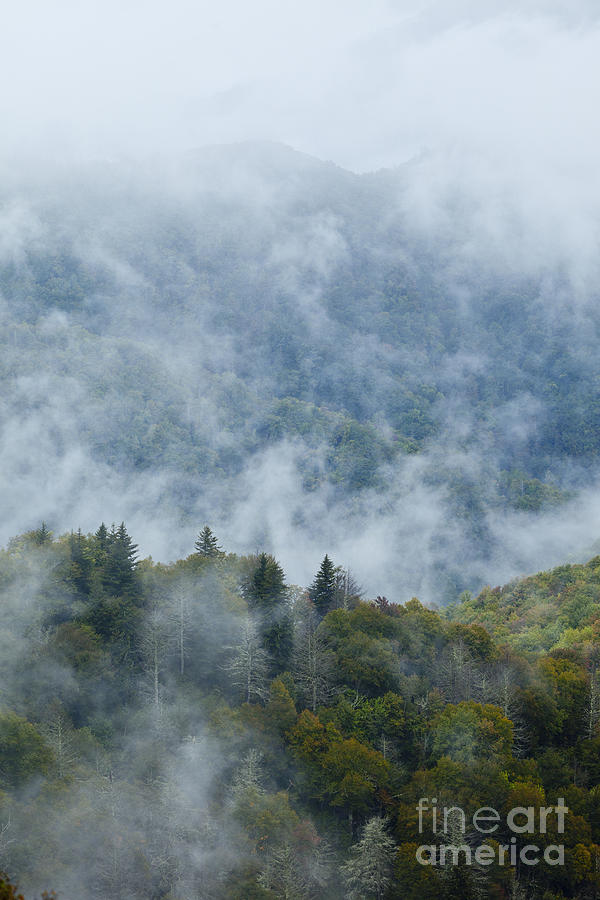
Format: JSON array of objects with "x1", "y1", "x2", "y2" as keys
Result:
[
  {"x1": 0, "y1": 712, "x2": 53, "y2": 789},
  {"x1": 430, "y1": 701, "x2": 513, "y2": 765},
  {"x1": 2, "y1": 527, "x2": 600, "y2": 897},
  {"x1": 309, "y1": 554, "x2": 337, "y2": 618},
  {"x1": 194, "y1": 525, "x2": 224, "y2": 558}
]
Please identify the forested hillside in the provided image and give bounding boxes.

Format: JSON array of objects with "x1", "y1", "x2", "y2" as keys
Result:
[
  {"x1": 1, "y1": 524, "x2": 600, "y2": 898},
  {"x1": 1, "y1": 145, "x2": 599, "y2": 601}
]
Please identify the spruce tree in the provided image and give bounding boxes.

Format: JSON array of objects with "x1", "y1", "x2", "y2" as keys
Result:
[
  {"x1": 309, "y1": 554, "x2": 336, "y2": 618},
  {"x1": 243, "y1": 553, "x2": 292, "y2": 676},
  {"x1": 244, "y1": 553, "x2": 287, "y2": 613},
  {"x1": 194, "y1": 525, "x2": 223, "y2": 558},
  {"x1": 69, "y1": 528, "x2": 92, "y2": 596},
  {"x1": 33, "y1": 521, "x2": 52, "y2": 545},
  {"x1": 104, "y1": 522, "x2": 139, "y2": 597}
]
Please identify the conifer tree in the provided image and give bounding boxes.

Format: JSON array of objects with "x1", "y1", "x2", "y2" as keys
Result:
[
  {"x1": 243, "y1": 553, "x2": 292, "y2": 675},
  {"x1": 309, "y1": 554, "x2": 336, "y2": 618},
  {"x1": 93, "y1": 523, "x2": 110, "y2": 571},
  {"x1": 194, "y1": 525, "x2": 223, "y2": 558},
  {"x1": 69, "y1": 528, "x2": 92, "y2": 596},
  {"x1": 244, "y1": 553, "x2": 287, "y2": 612},
  {"x1": 33, "y1": 522, "x2": 52, "y2": 546},
  {"x1": 104, "y1": 523, "x2": 139, "y2": 597}
]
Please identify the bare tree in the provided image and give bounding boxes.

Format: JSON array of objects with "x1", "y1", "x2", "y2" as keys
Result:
[
  {"x1": 258, "y1": 843, "x2": 309, "y2": 900},
  {"x1": 341, "y1": 816, "x2": 396, "y2": 900},
  {"x1": 40, "y1": 712, "x2": 78, "y2": 778},
  {"x1": 168, "y1": 592, "x2": 191, "y2": 678},
  {"x1": 292, "y1": 599, "x2": 336, "y2": 712},
  {"x1": 437, "y1": 640, "x2": 479, "y2": 703},
  {"x1": 585, "y1": 659, "x2": 600, "y2": 739},
  {"x1": 226, "y1": 616, "x2": 270, "y2": 703},
  {"x1": 334, "y1": 567, "x2": 362, "y2": 611},
  {"x1": 140, "y1": 608, "x2": 169, "y2": 716}
]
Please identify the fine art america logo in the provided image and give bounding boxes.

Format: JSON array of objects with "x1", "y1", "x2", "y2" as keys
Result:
[{"x1": 416, "y1": 797, "x2": 568, "y2": 867}]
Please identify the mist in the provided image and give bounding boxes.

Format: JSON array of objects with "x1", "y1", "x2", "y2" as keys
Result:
[{"x1": 0, "y1": 1, "x2": 599, "y2": 603}]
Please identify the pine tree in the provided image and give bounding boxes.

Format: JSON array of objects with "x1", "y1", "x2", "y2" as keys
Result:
[
  {"x1": 341, "y1": 817, "x2": 396, "y2": 900},
  {"x1": 309, "y1": 554, "x2": 336, "y2": 618},
  {"x1": 194, "y1": 525, "x2": 223, "y2": 558}
]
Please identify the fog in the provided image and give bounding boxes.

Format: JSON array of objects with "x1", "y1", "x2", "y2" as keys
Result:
[
  {"x1": 2, "y1": 1, "x2": 599, "y2": 169},
  {"x1": 0, "y1": 2, "x2": 599, "y2": 603}
]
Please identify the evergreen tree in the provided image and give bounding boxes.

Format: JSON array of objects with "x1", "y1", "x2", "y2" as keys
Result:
[
  {"x1": 194, "y1": 525, "x2": 223, "y2": 558},
  {"x1": 92, "y1": 523, "x2": 110, "y2": 571},
  {"x1": 243, "y1": 553, "x2": 292, "y2": 676},
  {"x1": 309, "y1": 554, "x2": 336, "y2": 618},
  {"x1": 69, "y1": 528, "x2": 92, "y2": 596},
  {"x1": 104, "y1": 523, "x2": 139, "y2": 597},
  {"x1": 33, "y1": 521, "x2": 52, "y2": 546},
  {"x1": 244, "y1": 553, "x2": 287, "y2": 612}
]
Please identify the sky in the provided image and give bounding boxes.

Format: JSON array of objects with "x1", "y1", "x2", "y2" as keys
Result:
[{"x1": 1, "y1": 0, "x2": 599, "y2": 172}]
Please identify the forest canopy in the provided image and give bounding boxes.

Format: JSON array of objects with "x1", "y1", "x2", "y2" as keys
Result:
[{"x1": 0, "y1": 524, "x2": 599, "y2": 898}]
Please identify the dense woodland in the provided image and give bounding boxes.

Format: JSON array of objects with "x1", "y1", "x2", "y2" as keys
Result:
[{"x1": 1, "y1": 523, "x2": 600, "y2": 898}]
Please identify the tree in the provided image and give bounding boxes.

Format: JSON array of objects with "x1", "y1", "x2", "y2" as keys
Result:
[
  {"x1": 93, "y1": 522, "x2": 110, "y2": 564},
  {"x1": 585, "y1": 656, "x2": 600, "y2": 739},
  {"x1": 140, "y1": 608, "x2": 169, "y2": 716},
  {"x1": 194, "y1": 525, "x2": 223, "y2": 558},
  {"x1": 0, "y1": 712, "x2": 53, "y2": 788},
  {"x1": 320, "y1": 738, "x2": 391, "y2": 826},
  {"x1": 230, "y1": 748, "x2": 265, "y2": 801},
  {"x1": 243, "y1": 553, "x2": 292, "y2": 675},
  {"x1": 168, "y1": 592, "x2": 191, "y2": 677},
  {"x1": 68, "y1": 528, "x2": 93, "y2": 596},
  {"x1": 244, "y1": 553, "x2": 287, "y2": 612},
  {"x1": 103, "y1": 522, "x2": 139, "y2": 597},
  {"x1": 309, "y1": 555, "x2": 336, "y2": 618},
  {"x1": 430, "y1": 701, "x2": 513, "y2": 765},
  {"x1": 266, "y1": 678, "x2": 297, "y2": 734},
  {"x1": 292, "y1": 599, "x2": 336, "y2": 712},
  {"x1": 40, "y1": 711, "x2": 78, "y2": 779},
  {"x1": 436, "y1": 639, "x2": 479, "y2": 703},
  {"x1": 334, "y1": 566, "x2": 362, "y2": 611},
  {"x1": 33, "y1": 522, "x2": 52, "y2": 546},
  {"x1": 227, "y1": 616, "x2": 271, "y2": 703},
  {"x1": 341, "y1": 816, "x2": 396, "y2": 900},
  {"x1": 257, "y1": 843, "x2": 308, "y2": 899}
]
